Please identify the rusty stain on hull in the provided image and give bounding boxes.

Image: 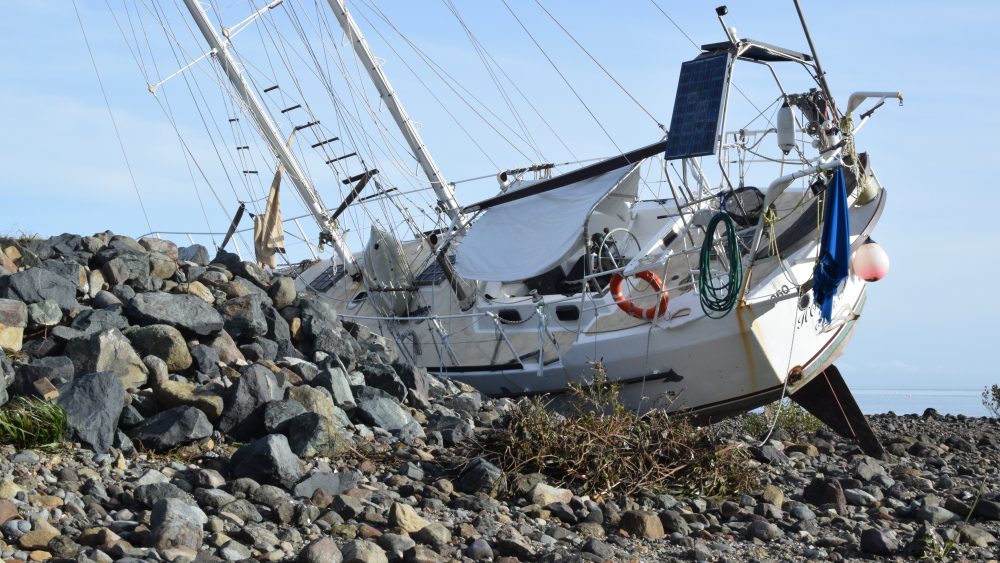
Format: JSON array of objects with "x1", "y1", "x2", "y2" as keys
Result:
[{"x1": 734, "y1": 303, "x2": 759, "y2": 392}]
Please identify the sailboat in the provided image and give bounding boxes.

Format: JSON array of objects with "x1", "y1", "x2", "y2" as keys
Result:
[{"x1": 114, "y1": 1, "x2": 902, "y2": 456}]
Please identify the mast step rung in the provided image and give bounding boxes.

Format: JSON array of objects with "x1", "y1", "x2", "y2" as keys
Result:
[
  {"x1": 242, "y1": 170, "x2": 258, "y2": 175},
  {"x1": 358, "y1": 187, "x2": 397, "y2": 203},
  {"x1": 312, "y1": 137, "x2": 340, "y2": 148},
  {"x1": 263, "y1": 85, "x2": 279, "y2": 93},
  {"x1": 228, "y1": 117, "x2": 239, "y2": 123},
  {"x1": 294, "y1": 121, "x2": 320, "y2": 131},
  {"x1": 326, "y1": 152, "x2": 357, "y2": 165},
  {"x1": 280, "y1": 104, "x2": 301, "y2": 114},
  {"x1": 236, "y1": 145, "x2": 250, "y2": 150},
  {"x1": 342, "y1": 169, "x2": 378, "y2": 185}
]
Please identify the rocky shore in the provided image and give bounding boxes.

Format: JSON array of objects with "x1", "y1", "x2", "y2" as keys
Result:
[{"x1": 0, "y1": 232, "x2": 997, "y2": 562}]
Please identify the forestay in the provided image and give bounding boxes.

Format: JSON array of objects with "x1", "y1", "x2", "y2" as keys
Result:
[{"x1": 455, "y1": 163, "x2": 639, "y2": 282}]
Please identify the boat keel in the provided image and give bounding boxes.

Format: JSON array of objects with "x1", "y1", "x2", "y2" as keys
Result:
[{"x1": 790, "y1": 364, "x2": 885, "y2": 459}]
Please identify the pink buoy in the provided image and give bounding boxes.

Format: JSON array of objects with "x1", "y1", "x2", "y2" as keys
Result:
[{"x1": 852, "y1": 240, "x2": 889, "y2": 281}]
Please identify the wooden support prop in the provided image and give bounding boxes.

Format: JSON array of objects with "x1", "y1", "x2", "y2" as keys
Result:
[{"x1": 331, "y1": 170, "x2": 378, "y2": 222}]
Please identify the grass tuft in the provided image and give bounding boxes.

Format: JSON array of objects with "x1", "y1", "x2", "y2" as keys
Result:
[
  {"x1": 742, "y1": 398, "x2": 823, "y2": 441},
  {"x1": 0, "y1": 397, "x2": 67, "y2": 449},
  {"x1": 470, "y1": 363, "x2": 758, "y2": 499}
]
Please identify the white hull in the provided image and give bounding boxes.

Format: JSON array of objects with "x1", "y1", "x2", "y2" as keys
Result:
[
  {"x1": 439, "y1": 251, "x2": 867, "y2": 417},
  {"x1": 300, "y1": 184, "x2": 884, "y2": 418}
]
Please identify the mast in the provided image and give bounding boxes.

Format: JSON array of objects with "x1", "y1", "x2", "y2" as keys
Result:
[
  {"x1": 325, "y1": 0, "x2": 464, "y2": 223},
  {"x1": 180, "y1": 0, "x2": 355, "y2": 268}
]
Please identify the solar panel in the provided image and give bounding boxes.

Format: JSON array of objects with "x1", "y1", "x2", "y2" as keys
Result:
[
  {"x1": 414, "y1": 255, "x2": 456, "y2": 287},
  {"x1": 309, "y1": 264, "x2": 346, "y2": 291},
  {"x1": 664, "y1": 52, "x2": 732, "y2": 160}
]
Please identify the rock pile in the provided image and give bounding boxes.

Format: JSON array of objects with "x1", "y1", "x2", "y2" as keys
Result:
[{"x1": 0, "y1": 233, "x2": 998, "y2": 562}]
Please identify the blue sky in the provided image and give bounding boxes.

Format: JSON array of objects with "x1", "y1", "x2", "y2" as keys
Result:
[{"x1": 2, "y1": 1, "x2": 996, "y2": 401}]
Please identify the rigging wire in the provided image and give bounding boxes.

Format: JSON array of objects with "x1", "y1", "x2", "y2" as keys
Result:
[
  {"x1": 281, "y1": 2, "x2": 435, "y2": 242},
  {"x1": 440, "y1": 5, "x2": 578, "y2": 160},
  {"x1": 500, "y1": 0, "x2": 623, "y2": 155},
  {"x1": 442, "y1": 0, "x2": 544, "y2": 161},
  {"x1": 250, "y1": 1, "x2": 415, "y2": 240},
  {"x1": 355, "y1": 0, "x2": 541, "y2": 163},
  {"x1": 532, "y1": 0, "x2": 665, "y2": 132},
  {"x1": 338, "y1": 5, "x2": 501, "y2": 169},
  {"x1": 73, "y1": 0, "x2": 154, "y2": 234}
]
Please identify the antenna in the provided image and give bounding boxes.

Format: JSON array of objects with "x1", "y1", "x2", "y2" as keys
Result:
[{"x1": 714, "y1": 6, "x2": 738, "y2": 46}]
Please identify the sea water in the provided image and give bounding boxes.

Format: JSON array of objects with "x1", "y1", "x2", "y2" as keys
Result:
[{"x1": 851, "y1": 387, "x2": 990, "y2": 417}]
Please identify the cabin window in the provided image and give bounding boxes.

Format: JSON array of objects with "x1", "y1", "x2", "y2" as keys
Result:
[
  {"x1": 498, "y1": 309, "x2": 522, "y2": 323},
  {"x1": 555, "y1": 305, "x2": 580, "y2": 322},
  {"x1": 348, "y1": 291, "x2": 368, "y2": 309}
]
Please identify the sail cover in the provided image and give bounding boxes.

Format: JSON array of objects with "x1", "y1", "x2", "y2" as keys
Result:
[{"x1": 455, "y1": 163, "x2": 639, "y2": 282}]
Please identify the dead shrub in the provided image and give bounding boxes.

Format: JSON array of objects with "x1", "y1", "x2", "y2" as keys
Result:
[{"x1": 471, "y1": 364, "x2": 758, "y2": 499}]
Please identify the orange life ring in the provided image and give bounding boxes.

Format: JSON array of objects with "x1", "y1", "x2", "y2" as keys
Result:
[{"x1": 609, "y1": 271, "x2": 669, "y2": 320}]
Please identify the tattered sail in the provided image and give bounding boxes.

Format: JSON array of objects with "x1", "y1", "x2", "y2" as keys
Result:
[{"x1": 254, "y1": 134, "x2": 293, "y2": 268}]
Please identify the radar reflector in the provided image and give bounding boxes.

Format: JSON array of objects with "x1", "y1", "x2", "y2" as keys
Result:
[{"x1": 665, "y1": 52, "x2": 732, "y2": 160}]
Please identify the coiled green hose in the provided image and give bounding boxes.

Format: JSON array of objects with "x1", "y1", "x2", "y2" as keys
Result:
[{"x1": 699, "y1": 212, "x2": 743, "y2": 318}]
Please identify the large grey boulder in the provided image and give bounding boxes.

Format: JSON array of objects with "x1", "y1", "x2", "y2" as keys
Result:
[
  {"x1": 130, "y1": 406, "x2": 213, "y2": 450},
  {"x1": 860, "y1": 527, "x2": 899, "y2": 556},
  {"x1": 189, "y1": 344, "x2": 221, "y2": 380},
  {"x1": 360, "y1": 359, "x2": 407, "y2": 402},
  {"x1": 0, "y1": 298, "x2": 26, "y2": 353},
  {"x1": 230, "y1": 434, "x2": 302, "y2": 489},
  {"x1": 150, "y1": 497, "x2": 207, "y2": 550},
  {"x1": 70, "y1": 308, "x2": 129, "y2": 337},
  {"x1": 219, "y1": 294, "x2": 268, "y2": 340},
  {"x1": 394, "y1": 363, "x2": 431, "y2": 402},
  {"x1": 456, "y1": 457, "x2": 503, "y2": 496},
  {"x1": 314, "y1": 366, "x2": 356, "y2": 410},
  {"x1": 218, "y1": 364, "x2": 281, "y2": 439},
  {"x1": 39, "y1": 257, "x2": 88, "y2": 293},
  {"x1": 263, "y1": 399, "x2": 307, "y2": 435},
  {"x1": 287, "y1": 385, "x2": 337, "y2": 421},
  {"x1": 269, "y1": 277, "x2": 296, "y2": 310},
  {"x1": 297, "y1": 295, "x2": 359, "y2": 365},
  {"x1": 14, "y1": 356, "x2": 74, "y2": 395},
  {"x1": 57, "y1": 371, "x2": 126, "y2": 453},
  {"x1": 264, "y1": 303, "x2": 299, "y2": 359},
  {"x1": 125, "y1": 324, "x2": 192, "y2": 372},
  {"x1": 285, "y1": 412, "x2": 349, "y2": 458},
  {"x1": 342, "y1": 540, "x2": 388, "y2": 563},
  {"x1": 0, "y1": 267, "x2": 79, "y2": 313},
  {"x1": 178, "y1": 244, "x2": 209, "y2": 266},
  {"x1": 298, "y1": 537, "x2": 342, "y2": 563},
  {"x1": 353, "y1": 386, "x2": 416, "y2": 433},
  {"x1": 96, "y1": 247, "x2": 152, "y2": 291},
  {"x1": 26, "y1": 300, "x2": 62, "y2": 329},
  {"x1": 292, "y1": 470, "x2": 362, "y2": 499},
  {"x1": 140, "y1": 237, "x2": 179, "y2": 260},
  {"x1": 126, "y1": 292, "x2": 223, "y2": 336},
  {"x1": 64, "y1": 328, "x2": 148, "y2": 389}
]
